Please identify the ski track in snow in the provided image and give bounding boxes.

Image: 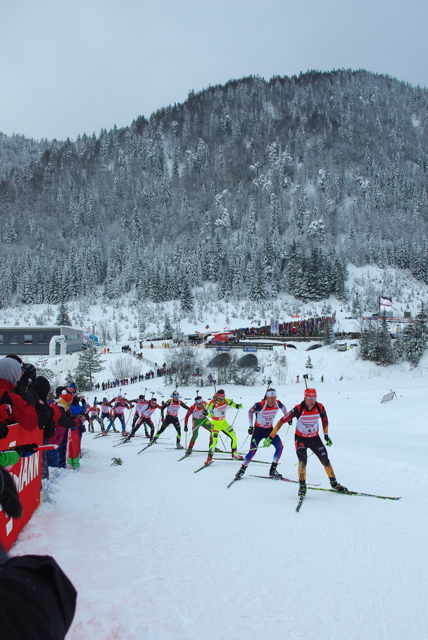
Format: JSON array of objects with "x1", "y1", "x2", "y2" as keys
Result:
[{"x1": 10, "y1": 373, "x2": 428, "y2": 640}]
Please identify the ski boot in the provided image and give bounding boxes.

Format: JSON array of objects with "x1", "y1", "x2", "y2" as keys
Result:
[
  {"x1": 231, "y1": 448, "x2": 243, "y2": 460},
  {"x1": 330, "y1": 477, "x2": 348, "y2": 493},
  {"x1": 205, "y1": 453, "x2": 213, "y2": 466},
  {"x1": 298, "y1": 481, "x2": 307, "y2": 497},
  {"x1": 269, "y1": 462, "x2": 283, "y2": 479},
  {"x1": 235, "y1": 465, "x2": 246, "y2": 480},
  {"x1": 122, "y1": 431, "x2": 129, "y2": 437},
  {"x1": 144, "y1": 430, "x2": 149, "y2": 438},
  {"x1": 176, "y1": 440, "x2": 184, "y2": 450},
  {"x1": 185, "y1": 448, "x2": 193, "y2": 456}
]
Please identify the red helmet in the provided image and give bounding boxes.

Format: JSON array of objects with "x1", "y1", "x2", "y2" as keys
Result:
[{"x1": 304, "y1": 388, "x2": 317, "y2": 398}]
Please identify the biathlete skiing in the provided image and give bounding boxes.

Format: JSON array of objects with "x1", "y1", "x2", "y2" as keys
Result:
[
  {"x1": 129, "y1": 395, "x2": 149, "y2": 436},
  {"x1": 184, "y1": 395, "x2": 212, "y2": 455},
  {"x1": 152, "y1": 391, "x2": 189, "y2": 449},
  {"x1": 268, "y1": 387, "x2": 347, "y2": 497},
  {"x1": 103, "y1": 393, "x2": 133, "y2": 436},
  {"x1": 87, "y1": 399, "x2": 102, "y2": 432},
  {"x1": 234, "y1": 388, "x2": 289, "y2": 480},
  {"x1": 204, "y1": 390, "x2": 243, "y2": 464},
  {"x1": 95, "y1": 397, "x2": 112, "y2": 431},
  {"x1": 125, "y1": 397, "x2": 162, "y2": 441}
]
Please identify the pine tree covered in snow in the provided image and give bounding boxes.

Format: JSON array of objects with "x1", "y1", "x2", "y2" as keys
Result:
[
  {"x1": 359, "y1": 314, "x2": 394, "y2": 366},
  {"x1": 305, "y1": 356, "x2": 313, "y2": 368},
  {"x1": 74, "y1": 344, "x2": 105, "y2": 391},
  {"x1": 403, "y1": 303, "x2": 428, "y2": 366},
  {"x1": 56, "y1": 302, "x2": 72, "y2": 326}
]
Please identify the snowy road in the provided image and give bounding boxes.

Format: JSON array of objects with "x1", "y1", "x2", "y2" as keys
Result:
[{"x1": 11, "y1": 374, "x2": 428, "y2": 640}]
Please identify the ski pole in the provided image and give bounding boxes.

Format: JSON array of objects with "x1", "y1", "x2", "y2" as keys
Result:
[
  {"x1": 264, "y1": 378, "x2": 273, "y2": 399},
  {"x1": 219, "y1": 433, "x2": 228, "y2": 452},
  {"x1": 230, "y1": 407, "x2": 240, "y2": 429},
  {"x1": 238, "y1": 432, "x2": 250, "y2": 454}
]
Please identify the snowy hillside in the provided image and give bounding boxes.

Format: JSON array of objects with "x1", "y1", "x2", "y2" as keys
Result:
[
  {"x1": 2, "y1": 262, "x2": 428, "y2": 639},
  {"x1": 10, "y1": 352, "x2": 428, "y2": 640}
]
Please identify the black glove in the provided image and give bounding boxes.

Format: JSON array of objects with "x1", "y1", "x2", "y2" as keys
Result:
[
  {"x1": 248, "y1": 426, "x2": 253, "y2": 435},
  {"x1": 0, "y1": 468, "x2": 22, "y2": 518},
  {"x1": 0, "y1": 422, "x2": 9, "y2": 439},
  {"x1": 325, "y1": 434, "x2": 333, "y2": 447},
  {"x1": 14, "y1": 443, "x2": 39, "y2": 456},
  {"x1": 288, "y1": 420, "x2": 293, "y2": 426},
  {"x1": 184, "y1": 425, "x2": 188, "y2": 432},
  {"x1": 71, "y1": 395, "x2": 80, "y2": 407},
  {"x1": 202, "y1": 410, "x2": 208, "y2": 417}
]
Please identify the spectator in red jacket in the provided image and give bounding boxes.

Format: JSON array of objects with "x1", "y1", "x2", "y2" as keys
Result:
[{"x1": 0, "y1": 358, "x2": 38, "y2": 432}]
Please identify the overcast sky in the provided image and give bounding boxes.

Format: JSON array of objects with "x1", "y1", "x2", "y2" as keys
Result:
[{"x1": 1, "y1": 0, "x2": 427, "y2": 141}]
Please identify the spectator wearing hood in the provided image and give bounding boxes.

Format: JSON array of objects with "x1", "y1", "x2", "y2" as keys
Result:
[{"x1": 0, "y1": 359, "x2": 38, "y2": 433}]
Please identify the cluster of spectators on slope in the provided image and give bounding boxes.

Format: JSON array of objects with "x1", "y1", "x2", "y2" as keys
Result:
[
  {"x1": 0, "y1": 355, "x2": 77, "y2": 638},
  {"x1": 100, "y1": 378, "x2": 131, "y2": 390},
  {"x1": 228, "y1": 314, "x2": 337, "y2": 341}
]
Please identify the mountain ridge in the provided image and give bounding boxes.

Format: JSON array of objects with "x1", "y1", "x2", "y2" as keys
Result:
[{"x1": 0, "y1": 68, "x2": 427, "y2": 308}]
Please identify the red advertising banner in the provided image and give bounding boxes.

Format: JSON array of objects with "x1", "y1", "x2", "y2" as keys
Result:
[
  {"x1": 0, "y1": 423, "x2": 43, "y2": 552},
  {"x1": 211, "y1": 332, "x2": 233, "y2": 343}
]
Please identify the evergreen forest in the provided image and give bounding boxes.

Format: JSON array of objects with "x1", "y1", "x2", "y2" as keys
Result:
[{"x1": 1, "y1": 69, "x2": 428, "y2": 307}]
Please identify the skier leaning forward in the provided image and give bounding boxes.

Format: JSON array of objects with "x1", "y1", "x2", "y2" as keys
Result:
[
  {"x1": 234, "y1": 388, "x2": 289, "y2": 480},
  {"x1": 205, "y1": 390, "x2": 243, "y2": 464},
  {"x1": 104, "y1": 394, "x2": 133, "y2": 435},
  {"x1": 96, "y1": 397, "x2": 111, "y2": 431},
  {"x1": 129, "y1": 395, "x2": 149, "y2": 436},
  {"x1": 152, "y1": 391, "x2": 189, "y2": 449},
  {"x1": 184, "y1": 395, "x2": 232, "y2": 456},
  {"x1": 268, "y1": 387, "x2": 347, "y2": 496},
  {"x1": 126, "y1": 397, "x2": 162, "y2": 441},
  {"x1": 87, "y1": 400, "x2": 102, "y2": 432}
]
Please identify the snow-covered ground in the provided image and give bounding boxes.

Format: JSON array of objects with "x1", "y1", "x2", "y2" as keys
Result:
[{"x1": 10, "y1": 343, "x2": 428, "y2": 640}]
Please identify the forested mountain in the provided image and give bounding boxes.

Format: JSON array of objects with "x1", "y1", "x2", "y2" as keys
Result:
[{"x1": 1, "y1": 69, "x2": 427, "y2": 308}]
